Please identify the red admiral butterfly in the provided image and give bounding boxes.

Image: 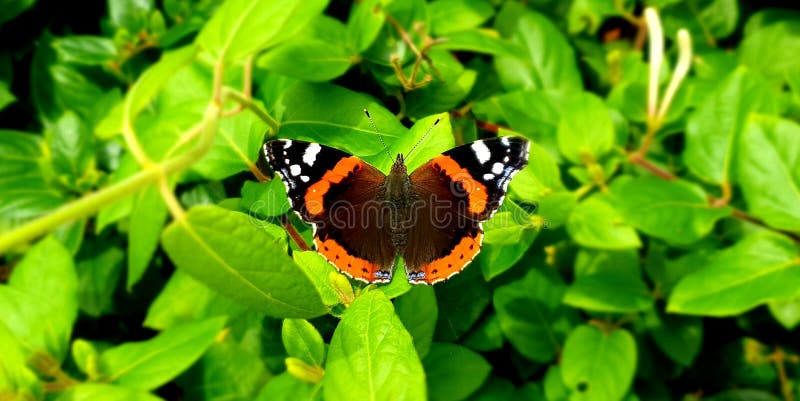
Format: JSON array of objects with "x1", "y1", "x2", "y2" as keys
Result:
[{"x1": 264, "y1": 115, "x2": 529, "y2": 285}]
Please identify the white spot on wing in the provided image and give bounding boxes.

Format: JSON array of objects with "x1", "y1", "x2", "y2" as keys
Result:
[
  {"x1": 483, "y1": 173, "x2": 495, "y2": 180},
  {"x1": 303, "y1": 143, "x2": 322, "y2": 166},
  {"x1": 500, "y1": 137, "x2": 510, "y2": 146},
  {"x1": 492, "y1": 162, "x2": 503, "y2": 175},
  {"x1": 284, "y1": 158, "x2": 290, "y2": 164},
  {"x1": 471, "y1": 141, "x2": 491, "y2": 164},
  {"x1": 289, "y1": 164, "x2": 302, "y2": 176},
  {"x1": 284, "y1": 140, "x2": 292, "y2": 149},
  {"x1": 300, "y1": 175, "x2": 310, "y2": 182}
]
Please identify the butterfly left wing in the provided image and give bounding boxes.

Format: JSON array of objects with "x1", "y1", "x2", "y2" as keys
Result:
[
  {"x1": 402, "y1": 137, "x2": 530, "y2": 284},
  {"x1": 264, "y1": 139, "x2": 396, "y2": 283}
]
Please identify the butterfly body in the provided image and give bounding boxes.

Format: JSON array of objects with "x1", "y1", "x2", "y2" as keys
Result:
[{"x1": 264, "y1": 136, "x2": 530, "y2": 285}]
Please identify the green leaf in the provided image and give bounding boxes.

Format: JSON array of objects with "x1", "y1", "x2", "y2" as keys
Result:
[
  {"x1": 395, "y1": 285, "x2": 438, "y2": 358},
  {"x1": 423, "y1": 343, "x2": 491, "y2": 401},
  {"x1": 99, "y1": 317, "x2": 226, "y2": 390},
  {"x1": 561, "y1": 325, "x2": 636, "y2": 401},
  {"x1": 660, "y1": 0, "x2": 739, "y2": 43},
  {"x1": 668, "y1": 234, "x2": 800, "y2": 316},
  {"x1": 346, "y1": 0, "x2": 386, "y2": 52},
  {"x1": 196, "y1": 0, "x2": 327, "y2": 63},
  {"x1": 563, "y1": 250, "x2": 653, "y2": 313},
  {"x1": 324, "y1": 290, "x2": 426, "y2": 401},
  {"x1": 646, "y1": 312, "x2": 702, "y2": 366},
  {"x1": 769, "y1": 297, "x2": 800, "y2": 330},
  {"x1": 278, "y1": 82, "x2": 407, "y2": 160},
  {"x1": 144, "y1": 270, "x2": 247, "y2": 330},
  {"x1": 567, "y1": 0, "x2": 618, "y2": 34},
  {"x1": 556, "y1": 92, "x2": 615, "y2": 164},
  {"x1": 684, "y1": 67, "x2": 779, "y2": 184},
  {"x1": 435, "y1": 267, "x2": 490, "y2": 341},
  {"x1": 493, "y1": 3, "x2": 582, "y2": 92},
  {"x1": 124, "y1": 46, "x2": 197, "y2": 121},
  {"x1": 740, "y1": 19, "x2": 800, "y2": 82},
  {"x1": 76, "y1": 240, "x2": 124, "y2": 317},
  {"x1": 128, "y1": 185, "x2": 168, "y2": 290},
  {"x1": 479, "y1": 199, "x2": 539, "y2": 280},
  {"x1": 192, "y1": 108, "x2": 268, "y2": 180},
  {"x1": 52, "y1": 36, "x2": 117, "y2": 65},
  {"x1": 54, "y1": 383, "x2": 164, "y2": 401},
  {"x1": 566, "y1": 196, "x2": 641, "y2": 250},
  {"x1": 463, "y1": 313, "x2": 504, "y2": 352},
  {"x1": 292, "y1": 251, "x2": 341, "y2": 307},
  {"x1": 259, "y1": 39, "x2": 354, "y2": 82},
  {"x1": 0, "y1": 0, "x2": 36, "y2": 26},
  {"x1": 108, "y1": 0, "x2": 153, "y2": 32},
  {"x1": 494, "y1": 268, "x2": 572, "y2": 362},
  {"x1": 282, "y1": 319, "x2": 325, "y2": 367},
  {"x1": 736, "y1": 115, "x2": 800, "y2": 231},
  {"x1": 0, "y1": 130, "x2": 63, "y2": 229},
  {"x1": 240, "y1": 180, "x2": 291, "y2": 218},
  {"x1": 0, "y1": 236, "x2": 77, "y2": 361},
  {"x1": 0, "y1": 81, "x2": 15, "y2": 111},
  {"x1": 0, "y1": 322, "x2": 41, "y2": 397},
  {"x1": 433, "y1": 30, "x2": 520, "y2": 57},
  {"x1": 256, "y1": 372, "x2": 317, "y2": 401},
  {"x1": 161, "y1": 205, "x2": 327, "y2": 318},
  {"x1": 429, "y1": 0, "x2": 493, "y2": 35},
  {"x1": 47, "y1": 111, "x2": 94, "y2": 181},
  {"x1": 609, "y1": 176, "x2": 731, "y2": 246}
]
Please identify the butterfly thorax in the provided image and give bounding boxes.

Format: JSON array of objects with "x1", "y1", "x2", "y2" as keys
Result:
[{"x1": 382, "y1": 154, "x2": 416, "y2": 251}]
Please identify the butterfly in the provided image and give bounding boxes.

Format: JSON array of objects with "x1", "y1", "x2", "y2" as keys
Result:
[{"x1": 263, "y1": 116, "x2": 529, "y2": 285}]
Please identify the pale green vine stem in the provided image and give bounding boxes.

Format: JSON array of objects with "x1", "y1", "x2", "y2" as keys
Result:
[{"x1": 0, "y1": 103, "x2": 220, "y2": 255}]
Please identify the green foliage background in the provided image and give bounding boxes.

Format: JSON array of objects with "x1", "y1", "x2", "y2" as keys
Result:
[{"x1": 1, "y1": 0, "x2": 800, "y2": 400}]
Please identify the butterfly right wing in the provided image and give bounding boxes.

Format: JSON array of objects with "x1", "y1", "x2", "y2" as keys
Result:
[{"x1": 264, "y1": 139, "x2": 396, "y2": 283}]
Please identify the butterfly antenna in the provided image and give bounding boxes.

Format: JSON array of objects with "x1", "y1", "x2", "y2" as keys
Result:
[
  {"x1": 406, "y1": 117, "x2": 441, "y2": 158},
  {"x1": 364, "y1": 109, "x2": 393, "y2": 161}
]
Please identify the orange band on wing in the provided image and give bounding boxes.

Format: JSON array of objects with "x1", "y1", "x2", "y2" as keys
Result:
[
  {"x1": 415, "y1": 231, "x2": 483, "y2": 284},
  {"x1": 304, "y1": 157, "x2": 364, "y2": 216},
  {"x1": 431, "y1": 155, "x2": 489, "y2": 215},
  {"x1": 314, "y1": 237, "x2": 385, "y2": 283}
]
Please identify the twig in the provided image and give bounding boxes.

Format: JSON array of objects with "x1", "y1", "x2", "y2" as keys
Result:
[{"x1": 281, "y1": 215, "x2": 311, "y2": 251}]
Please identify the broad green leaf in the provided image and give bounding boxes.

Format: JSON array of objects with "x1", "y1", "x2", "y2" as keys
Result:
[
  {"x1": 386, "y1": 112, "x2": 453, "y2": 172},
  {"x1": 544, "y1": 365, "x2": 569, "y2": 401},
  {"x1": 192, "y1": 108, "x2": 268, "y2": 180},
  {"x1": 55, "y1": 383, "x2": 164, "y2": 401},
  {"x1": 510, "y1": 141, "x2": 566, "y2": 202},
  {"x1": 660, "y1": 0, "x2": 739, "y2": 43},
  {"x1": 346, "y1": 0, "x2": 386, "y2": 52},
  {"x1": 646, "y1": 312, "x2": 702, "y2": 366},
  {"x1": 47, "y1": 111, "x2": 94, "y2": 182},
  {"x1": 124, "y1": 46, "x2": 196, "y2": 121},
  {"x1": 259, "y1": 39, "x2": 354, "y2": 82},
  {"x1": 196, "y1": 0, "x2": 327, "y2": 63},
  {"x1": 567, "y1": 0, "x2": 618, "y2": 34},
  {"x1": 556, "y1": 92, "x2": 615, "y2": 164},
  {"x1": 0, "y1": 323, "x2": 41, "y2": 398},
  {"x1": 144, "y1": 270, "x2": 247, "y2": 330},
  {"x1": 127, "y1": 185, "x2": 168, "y2": 290},
  {"x1": 0, "y1": 130, "x2": 63, "y2": 229},
  {"x1": 494, "y1": 268, "x2": 571, "y2": 362},
  {"x1": 429, "y1": 0, "x2": 493, "y2": 35},
  {"x1": 162, "y1": 205, "x2": 327, "y2": 318},
  {"x1": 99, "y1": 317, "x2": 226, "y2": 390},
  {"x1": 395, "y1": 285, "x2": 438, "y2": 357},
  {"x1": 405, "y1": 69, "x2": 478, "y2": 119},
  {"x1": 566, "y1": 197, "x2": 641, "y2": 250},
  {"x1": 179, "y1": 334, "x2": 271, "y2": 401},
  {"x1": 0, "y1": 0, "x2": 36, "y2": 25},
  {"x1": 282, "y1": 319, "x2": 325, "y2": 367},
  {"x1": 0, "y1": 236, "x2": 77, "y2": 361},
  {"x1": 423, "y1": 343, "x2": 491, "y2": 401},
  {"x1": 684, "y1": 67, "x2": 779, "y2": 184},
  {"x1": 467, "y1": 377, "x2": 517, "y2": 401},
  {"x1": 435, "y1": 267, "x2": 490, "y2": 341},
  {"x1": 564, "y1": 250, "x2": 652, "y2": 313},
  {"x1": 561, "y1": 325, "x2": 636, "y2": 401},
  {"x1": 52, "y1": 36, "x2": 117, "y2": 65},
  {"x1": 433, "y1": 30, "x2": 520, "y2": 57},
  {"x1": 668, "y1": 234, "x2": 800, "y2": 316},
  {"x1": 769, "y1": 297, "x2": 800, "y2": 330},
  {"x1": 0, "y1": 81, "x2": 14, "y2": 111},
  {"x1": 479, "y1": 200, "x2": 538, "y2": 280},
  {"x1": 463, "y1": 313, "x2": 504, "y2": 352},
  {"x1": 324, "y1": 290, "x2": 426, "y2": 401},
  {"x1": 292, "y1": 251, "x2": 341, "y2": 307},
  {"x1": 736, "y1": 115, "x2": 800, "y2": 231},
  {"x1": 256, "y1": 372, "x2": 318, "y2": 401},
  {"x1": 609, "y1": 176, "x2": 731, "y2": 246},
  {"x1": 740, "y1": 20, "x2": 800, "y2": 82},
  {"x1": 108, "y1": 0, "x2": 154, "y2": 32},
  {"x1": 240, "y1": 180, "x2": 291, "y2": 218},
  {"x1": 278, "y1": 82, "x2": 407, "y2": 160},
  {"x1": 493, "y1": 3, "x2": 582, "y2": 92},
  {"x1": 76, "y1": 240, "x2": 124, "y2": 317}
]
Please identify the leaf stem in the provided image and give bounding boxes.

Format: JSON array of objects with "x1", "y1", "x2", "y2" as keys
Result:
[
  {"x1": 223, "y1": 87, "x2": 279, "y2": 133},
  {"x1": 281, "y1": 215, "x2": 311, "y2": 251}
]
